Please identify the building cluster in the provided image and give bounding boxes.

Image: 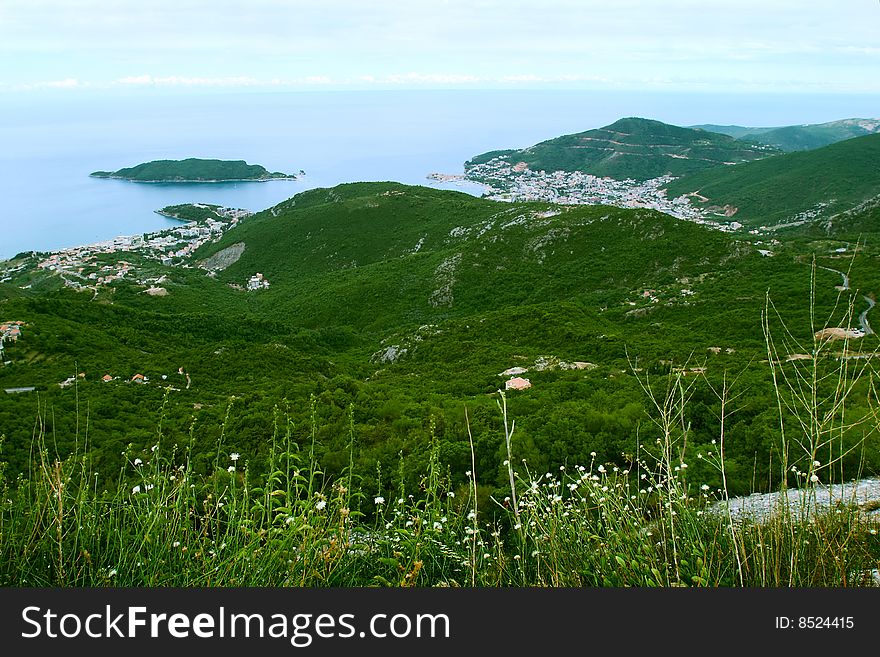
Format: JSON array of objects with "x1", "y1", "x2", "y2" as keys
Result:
[
  {"x1": 247, "y1": 272, "x2": 270, "y2": 290},
  {"x1": 0, "y1": 321, "x2": 24, "y2": 361},
  {"x1": 465, "y1": 157, "x2": 744, "y2": 231},
  {"x1": 28, "y1": 207, "x2": 251, "y2": 293}
]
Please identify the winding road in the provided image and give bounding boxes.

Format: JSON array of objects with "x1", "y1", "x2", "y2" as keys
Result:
[{"x1": 819, "y1": 265, "x2": 874, "y2": 336}]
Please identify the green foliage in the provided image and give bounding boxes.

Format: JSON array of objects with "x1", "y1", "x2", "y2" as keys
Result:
[
  {"x1": 696, "y1": 118, "x2": 880, "y2": 153},
  {"x1": 665, "y1": 134, "x2": 880, "y2": 227}
]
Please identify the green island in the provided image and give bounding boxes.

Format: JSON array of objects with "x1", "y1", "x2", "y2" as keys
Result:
[
  {"x1": 2, "y1": 121, "x2": 880, "y2": 587},
  {"x1": 90, "y1": 158, "x2": 301, "y2": 182}
]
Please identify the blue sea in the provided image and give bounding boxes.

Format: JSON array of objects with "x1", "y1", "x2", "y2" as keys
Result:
[{"x1": 2, "y1": 89, "x2": 879, "y2": 260}]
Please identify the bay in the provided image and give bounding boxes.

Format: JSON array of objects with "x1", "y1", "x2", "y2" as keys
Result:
[{"x1": 2, "y1": 89, "x2": 878, "y2": 260}]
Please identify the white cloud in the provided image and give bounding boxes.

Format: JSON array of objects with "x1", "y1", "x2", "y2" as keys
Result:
[
  {"x1": 116, "y1": 75, "x2": 260, "y2": 87},
  {"x1": 2, "y1": 1, "x2": 879, "y2": 93}
]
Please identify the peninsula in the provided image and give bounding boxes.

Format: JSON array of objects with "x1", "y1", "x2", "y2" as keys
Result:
[{"x1": 90, "y1": 158, "x2": 301, "y2": 182}]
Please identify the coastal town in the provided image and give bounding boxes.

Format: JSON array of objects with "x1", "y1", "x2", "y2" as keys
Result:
[
  {"x1": 13, "y1": 205, "x2": 258, "y2": 295},
  {"x1": 456, "y1": 157, "x2": 751, "y2": 233}
]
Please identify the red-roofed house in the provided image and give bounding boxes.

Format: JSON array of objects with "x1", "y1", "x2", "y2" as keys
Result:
[{"x1": 505, "y1": 377, "x2": 532, "y2": 391}]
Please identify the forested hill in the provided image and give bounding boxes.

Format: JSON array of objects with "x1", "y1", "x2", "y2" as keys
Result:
[
  {"x1": 664, "y1": 133, "x2": 880, "y2": 229},
  {"x1": 464, "y1": 117, "x2": 777, "y2": 181},
  {"x1": 694, "y1": 118, "x2": 880, "y2": 152}
]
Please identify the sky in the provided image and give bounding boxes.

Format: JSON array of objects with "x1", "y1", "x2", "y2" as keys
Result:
[{"x1": 1, "y1": 0, "x2": 879, "y2": 94}]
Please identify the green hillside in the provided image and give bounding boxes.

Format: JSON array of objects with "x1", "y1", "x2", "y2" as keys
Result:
[
  {"x1": 695, "y1": 119, "x2": 880, "y2": 152},
  {"x1": 664, "y1": 133, "x2": 880, "y2": 228},
  {"x1": 1, "y1": 183, "x2": 877, "y2": 538},
  {"x1": 465, "y1": 117, "x2": 777, "y2": 181},
  {"x1": 90, "y1": 158, "x2": 298, "y2": 182},
  {"x1": 194, "y1": 182, "x2": 751, "y2": 331}
]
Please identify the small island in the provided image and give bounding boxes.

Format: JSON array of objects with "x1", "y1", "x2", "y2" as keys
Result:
[{"x1": 90, "y1": 158, "x2": 302, "y2": 182}]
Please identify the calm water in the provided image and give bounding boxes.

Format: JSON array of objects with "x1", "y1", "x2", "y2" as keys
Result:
[{"x1": 2, "y1": 89, "x2": 878, "y2": 259}]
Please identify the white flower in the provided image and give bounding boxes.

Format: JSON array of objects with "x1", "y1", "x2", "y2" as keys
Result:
[
  {"x1": 227, "y1": 465, "x2": 235, "y2": 473},
  {"x1": 813, "y1": 460, "x2": 821, "y2": 467},
  {"x1": 701, "y1": 484, "x2": 710, "y2": 491},
  {"x1": 315, "y1": 499, "x2": 327, "y2": 511},
  {"x1": 597, "y1": 465, "x2": 606, "y2": 473},
  {"x1": 810, "y1": 474, "x2": 819, "y2": 483},
  {"x1": 374, "y1": 496, "x2": 385, "y2": 505},
  {"x1": 108, "y1": 569, "x2": 117, "y2": 577},
  {"x1": 151, "y1": 444, "x2": 158, "y2": 452},
  {"x1": 131, "y1": 485, "x2": 141, "y2": 494},
  {"x1": 145, "y1": 484, "x2": 154, "y2": 491},
  {"x1": 433, "y1": 521, "x2": 443, "y2": 530},
  {"x1": 447, "y1": 491, "x2": 455, "y2": 498},
  {"x1": 285, "y1": 516, "x2": 295, "y2": 525},
  {"x1": 590, "y1": 451, "x2": 596, "y2": 457},
  {"x1": 133, "y1": 458, "x2": 143, "y2": 466},
  {"x1": 230, "y1": 453, "x2": 240, "y2": 462},
  {"x1": 172, "y1": 541, "x2": 180, "y2": 548}
]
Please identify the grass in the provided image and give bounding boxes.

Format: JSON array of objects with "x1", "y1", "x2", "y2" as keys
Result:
[
  {"x1": 1, "y1": 270, "x2": 879, "y2": 587},
  {"x1": 1, "y1": 386, "x2": 877, "y2": 587}
]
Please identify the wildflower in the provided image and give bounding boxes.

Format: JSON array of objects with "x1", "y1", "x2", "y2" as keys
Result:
[
  {"x1": 447, "y1": 491, "x2": 455, "y2": 499},
  {"x1": 228, "y1": 466, "x2": 235, "y2": 473},
  {"x1": 108, "y1": 569, "x2": 117, "y2": 577},
  {"x1": 597, "y1": 465, "x2": 606, "y2": 473},
  {"x1": 145, "y1": 484, "x2": 154, "y2": 491},
  {"x1": 151, "y1": 444, "x2": 158, "y2": 452},
  {"x1": 285, "y1": 516, "x2": 295, "y2": 525},
  {"x1": 433, "y1": 521, "x2": 443, "y2": 530},
  {"x1": 465, "y1": 470, "x2": 472, "y2": 477},
  {"x1": 231, "y1": 452, "x2": 240, "y2": 461},
  {"x1": 134, "y1": 458, "x2": 143, "y2": 466},
  {"x1": 374, "y1": 496, "x2": 385, "y2": 505},
  {"x1": 173, "y1": 541, "x2": 180, "y2": 548},
  {"x1": 810, "y1": 474, "x2": 819, "y2": 483},
  {"x1": 813, "y1": 460, "x2": 820, "y2": 467},
  {"x1": 590, "y1": 451, "x2": 597, "y2": 457},
  {"x1": 316, "y1": 500, "x2": 327, "y2": 511},
  {"x1": 701, "y1": 484, "x2": 710, "y2": 491},
  {"x1": 131, "y1": 485, "x2": 141, "y2": 494}
]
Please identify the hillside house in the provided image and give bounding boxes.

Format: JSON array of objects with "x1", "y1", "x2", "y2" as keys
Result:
[
  {"x1": 102, "y1": 374, "x2": 113, "y2": 382},
  {"x1": 131, "y1": 373, "x2": 147, "y2": 384},
  {"x1": 505, "y1": 377, "x2": 532, "y2": 391},
  {"x1": 498, "y1": 366, "x2": 529, "y2": 377}
]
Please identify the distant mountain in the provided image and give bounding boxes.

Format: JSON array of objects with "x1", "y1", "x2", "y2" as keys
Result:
[
  {"x1": 694, "y1": 119, "x2": 880, "y2": 152},
  {"x1": 664, "y1": 133, "x2": 880, "y2": 228},
  {"x1": 90, "y1": 158, "x2": 299, "y2": 182},
  {"x1": 464, "y1": 117, "x2": 777, "y2": 182}
]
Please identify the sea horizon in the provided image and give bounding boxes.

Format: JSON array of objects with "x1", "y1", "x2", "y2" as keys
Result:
[{"x1": 3, "y1": 87, "x2": 880, "y2": 260}]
